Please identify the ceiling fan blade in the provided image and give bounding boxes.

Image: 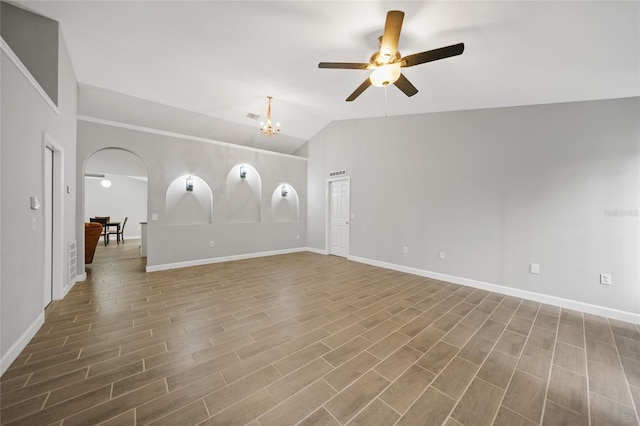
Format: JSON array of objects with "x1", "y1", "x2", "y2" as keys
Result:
[
  {"x1": 318, "y1": 62, "x2": 370, "y2": 70},
  {"x1": 394, "y1": 73, "x2": 418, "y2": 97},
  {"x1": 401, "y1": 43, "x2": 465, "y2": 67},
  {"x1": 379, "y1": 10, "x2": 404, "y2": 60},
  {"x1": 346, "y1": 78, "x2": 372, "y2": 102}
]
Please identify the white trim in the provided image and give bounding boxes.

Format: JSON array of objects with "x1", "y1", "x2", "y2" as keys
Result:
[
  {"x1": 1, "y1": 37, "x2": 60, "y2": 116},
  {"x1": 348, "y1": 255, "x2": 640, "y2": 325},
  {"x1": 0, "y1": 313, "x2": 44, "y2": 375},
  {"x1": 306, "y1": 247, "x2": 329, "y2": 255},
  {"x1": 61, "y1": 273, "x2": 79, "y2": 298},
  {"x1": 146, "y1": 247, "x2": 308, "y2": 272},
  {"x1": 43, "y1": 133, "x2": 65, "y2": 302},
  {"x1": 77, "y1": 116, "x2": 308, "y2": 161},
  {"x1": 116, "y1": 235, "x2": 141, "y2": 240}
]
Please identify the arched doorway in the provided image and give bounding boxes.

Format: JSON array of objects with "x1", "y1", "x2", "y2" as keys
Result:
[{"x1": 83, "y1": 148, "x2": 148, "y2": 267}]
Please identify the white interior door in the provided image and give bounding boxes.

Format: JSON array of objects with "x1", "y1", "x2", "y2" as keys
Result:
[
  {"x1": 44, "y1": 146, "x2": 53, "y2": 307},
  {"x1": 330, "y1": 179, "x2": 350, "y2": 257}
]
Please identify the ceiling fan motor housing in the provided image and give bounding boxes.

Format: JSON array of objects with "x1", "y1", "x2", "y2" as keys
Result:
[{"x1": 370, "y1": 51, "x2": 401, "y2": 66}]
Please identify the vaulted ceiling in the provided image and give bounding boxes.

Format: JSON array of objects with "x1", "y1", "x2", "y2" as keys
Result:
[{"x1": 14, "y1": 1, "x2": 640, "y2": 154}]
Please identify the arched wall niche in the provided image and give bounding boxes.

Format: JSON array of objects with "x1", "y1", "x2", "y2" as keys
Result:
[
  {"x1": 226, "y1": 164, "x2": 261, "y2": 223},
  {"x1": 165, "y1": 175, "x2": 213, "y2": 225},
  {"x1": 271, "y1": 183, "x2": 299, "y2": 222}
]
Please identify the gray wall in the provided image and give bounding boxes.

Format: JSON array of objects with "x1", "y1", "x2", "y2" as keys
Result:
[
  {"x1": 1, "y1": 29, "x2": 77, "y2": 367},
  {"x1": 1, "y1": 2, "x2": 59, "y2": 104},
  {"x1": 76, "y1": 121, "x2": 307, "y2": 271},
  {"x1": 307, "y1": 97, "x2": 639, "y2": 317}
]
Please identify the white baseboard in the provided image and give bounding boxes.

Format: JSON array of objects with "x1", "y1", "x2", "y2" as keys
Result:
[
  {"x1": 1, "y1": 312, "x2": 45, "y2": 375},
  {"x1": 306, "y1": 247, "x2": 328, "y2": 255},
  {"x1": 61, "y1": 273, "x2": 81, "y2": 298},
  {"x1": 348, "y1": 255, "x2": 640, "y2": 325},
  {"x1": 146, "y1": 247, "x2": 308, "y2": 272}
]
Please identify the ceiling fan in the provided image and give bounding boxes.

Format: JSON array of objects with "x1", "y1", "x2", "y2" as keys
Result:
[{"x1": 318, "y1": 10, "x2": 464, "y2": 102}]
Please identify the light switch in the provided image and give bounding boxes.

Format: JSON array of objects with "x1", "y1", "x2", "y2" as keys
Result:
[
  {"x1": 600, "y1": 273, "x2": 612, "y2": 285},
  {"x1": 30, "y1": 196, "x2": 40, "y2": 210},
  {"x1": 530, "y1": 263, "x2": 540, "y2": 274},
  {"x1": 151, "y1": 213, "x2": 158, "y2": 220}
]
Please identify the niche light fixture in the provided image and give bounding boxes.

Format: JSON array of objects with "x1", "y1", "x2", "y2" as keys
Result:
[
  {"x1": 186, "y1": 175, "x2": 194, "y2": 192},
  {"x1": 281, "y1": 184, "x2": 289, "y2": 198},
  {"x1": 100, "y1": 179, "x2": 112, "y2": 188},
  {"x1": 240, "y1": 165, "x2": 247, "y2": 180}
]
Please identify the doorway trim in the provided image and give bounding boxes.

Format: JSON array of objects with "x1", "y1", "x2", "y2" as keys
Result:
[
  {"x1": 43, "y1": 133, "x2": 65, "y2": 302},
  {"x1": 325, "y1": 176, "x2": 350, "y2": 257}
]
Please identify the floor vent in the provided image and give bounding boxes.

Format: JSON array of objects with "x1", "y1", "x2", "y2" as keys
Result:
[
  {"x1": 329, "y1": 169, "x2": 347, "y2": 177},
  {"x1": 68, "y1": 240, "x2": 77, "y2": 285}
]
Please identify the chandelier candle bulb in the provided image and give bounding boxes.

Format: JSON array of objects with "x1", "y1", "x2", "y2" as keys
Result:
[{"x1": 260, "y1": 96, "x2": 280, "y2": 137}]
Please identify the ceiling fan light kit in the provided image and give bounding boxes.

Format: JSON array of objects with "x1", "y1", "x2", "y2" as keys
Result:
[
  {"x1": 318, "y1": 10, "x2": 465, "y2": 101},
  {"x1": 260, "y1": 96, "x2": 280, "y2": 137},
  {"x1": 370, "y1": 63, "x2": 402, "y2": 87}
]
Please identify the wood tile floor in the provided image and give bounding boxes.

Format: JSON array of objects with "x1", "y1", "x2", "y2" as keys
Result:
[{"x1": 1, "y1": 242, "x2": 639, "y2": 425}]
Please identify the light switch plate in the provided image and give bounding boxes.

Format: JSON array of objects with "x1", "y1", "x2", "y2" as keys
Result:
[
  {"x1": 530, "y1": 263, "x2": 540, "y2": 274},
  {"x1": 600, "y1": 273, "x2": 612, "y2": 285},
  {"x1": 30, "y1": 196, "x2": 40, "y2": 210}
]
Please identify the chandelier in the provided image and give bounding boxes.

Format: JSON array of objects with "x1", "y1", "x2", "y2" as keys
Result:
[{"x1": 260, "y1": 96, "x2": 280, "y2": 137}]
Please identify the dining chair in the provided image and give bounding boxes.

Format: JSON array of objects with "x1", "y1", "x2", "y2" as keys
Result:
[
  {"x1": 108, "y1": 217, "x2": 127, "y2": 244},
  {"x1": 90, "y1": 216, "x2": 110, "y2": 245},
  {"x1": 119, "y1": 217, "x2": 128, "y2": 243}
]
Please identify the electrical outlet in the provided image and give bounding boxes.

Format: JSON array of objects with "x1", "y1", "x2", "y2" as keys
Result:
[
  {"x1": 209, "y1": 241, "x2": 215, "y2": 248},
  {"x1": 530, "y1": 263, "x2": 540, "y2": 274},
  {"x1": 439, "y1": 251, "x2": 445, "y2": 259},
  {"x1": 600, "y1": 273, "x2": 612, "y2": 285},
  {"x1": 403, "y1": 246, "x2": 408, "y2": 254},
  {"x1": 151, "y1": 213, "x2": 158, "y2": 221}
]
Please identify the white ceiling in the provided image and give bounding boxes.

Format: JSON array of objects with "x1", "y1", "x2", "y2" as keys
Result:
[{"x1": 14, "y1": 1, "x2": 640, "y2": 154}]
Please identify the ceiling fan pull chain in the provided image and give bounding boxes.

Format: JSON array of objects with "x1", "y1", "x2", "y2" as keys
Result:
[{"x1": 385, "y1": 85, "x2": 388, "y2": 117}]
